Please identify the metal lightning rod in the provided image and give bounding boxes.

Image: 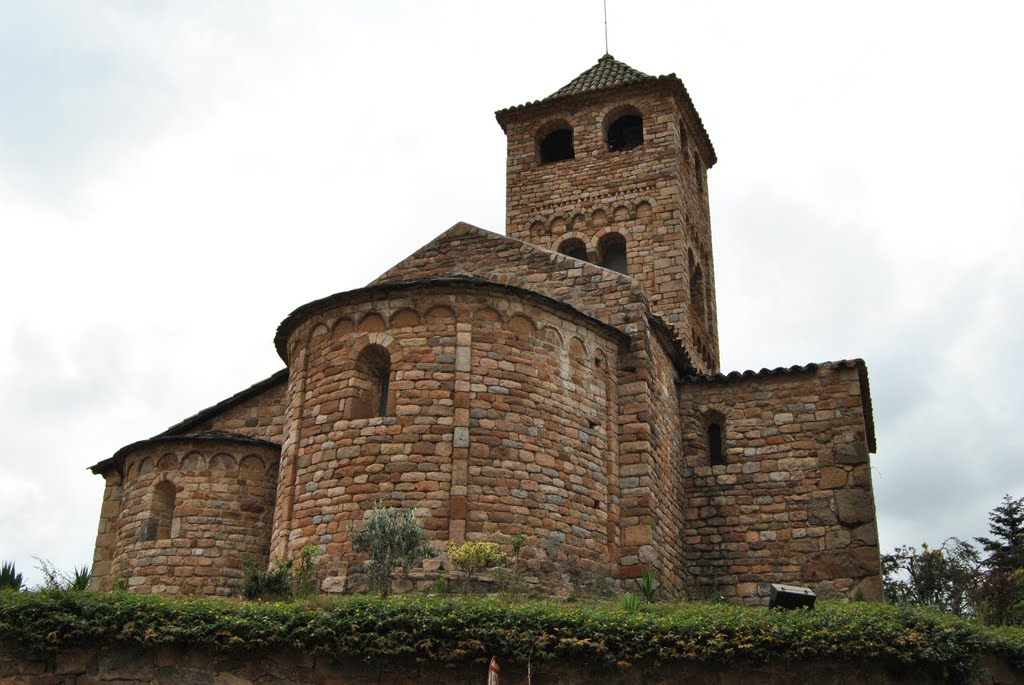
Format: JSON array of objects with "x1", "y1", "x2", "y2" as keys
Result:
[{"x1": 603, "y1": 0, "x2": 609, "y2": 55}]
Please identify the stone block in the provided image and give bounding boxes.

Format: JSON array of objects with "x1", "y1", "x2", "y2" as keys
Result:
[
  {"x1": 834, "y1": 442, "x2": 868, "y2": 465},
  {"x1": 835, "y1": 489, "x2": 875, "y2": 524}
]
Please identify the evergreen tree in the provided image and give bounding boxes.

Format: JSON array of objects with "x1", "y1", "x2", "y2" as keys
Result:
[{"x1": 975, "y1": 495, "x2": 1024, "y2": 571}]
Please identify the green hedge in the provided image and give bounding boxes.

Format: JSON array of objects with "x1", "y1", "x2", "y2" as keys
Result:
[{"x1": 1, "y1": 592, "x2": 1023, "y2": 679}]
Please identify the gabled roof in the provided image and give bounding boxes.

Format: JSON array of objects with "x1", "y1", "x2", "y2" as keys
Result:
[
  {"x1": 547, "y1": 54, "x2": 655, "y2": 100},
  {"x1": 156, "y1": 368, "x2": 288, "y2": 438}
]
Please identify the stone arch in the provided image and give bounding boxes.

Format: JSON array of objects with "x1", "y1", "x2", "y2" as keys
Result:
[
  {"x1": 332, "y1": 317, "x2": 355, "y2": 338},
  {"x1": 635, "y1": 200, "x2": 653, "y2": 222},
  {"x1": 210, "y1": 453, "x2": 237, "y2": 474},
  {"x1": 557, "y1": 234, "x2": 589, "y2": 262},
  {"x1": 157, "y1": 453, "x2": 179, "y2": 471},
  {"x1": 357, "y1": 312, "x2": 386, "y2": 333},
  {"x1": 550, "y1": 216, "x2": 567, "y2": 234},
  {"x1": 597, "y1": 231, "x2": 628, "y2": 275},
  {"x1": 390, "y1": 308, "x2": 421, "y2": 328},
  {"x1": 508, "y1": 314, "x2": 536, "y2": 337},
  {"x1": 569, "y1": 213, "x2": 587, "y2": 231},
  {"x1": 475, "y1": 306, "x2": 504, "y2": 325},
  {"x1": 139, "y1": 457, "x2": 155, "y2": 476},
  {"x1": 181, "y1": 451, "x2": 204, "y2": 472},
  {"x1": 424, "y1": 305, "x2": 456, "y2": 322},
  {"x1": 591, "y1": 208, "x2": 608, "y2": 227},
  {"x1": 567, "y1": 336, "x2": 587, "y2": 385},
  {"x1": 239, "y1": 454, "x2": 265, "y2": 475},
  {"x1": 689, "y1": 250, "x2": 706, "y2": 323},
  {"x1": 529, "y1": 219, "x2": 546, "y2": 236},
  {"x1": 540, "y1": 326, "x2": 563, "y2": 348},
  {"x1": 535, "y1": 118, "x2": 575, "y2": 164},
  {"x1": 141, "y1": 478, "x2": 177, "y2": 542},
  {"x1": 603, "y1": 104, "x2": 645, "y2": 152},
  {"x1": 703, "y1": 409, "x2": 727, "y2": 467},
  {"x1": 612, "y1": 205, "x2": 629, "y2": 222}
]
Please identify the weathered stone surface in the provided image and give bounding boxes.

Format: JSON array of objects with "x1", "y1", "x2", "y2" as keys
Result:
[{"x1": 836, "y1": 489, "x2": 875, "y2": 524}]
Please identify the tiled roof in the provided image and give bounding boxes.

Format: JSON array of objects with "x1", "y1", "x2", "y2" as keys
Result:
[
  {"x1": 157, "y1": 369, "x2": 288, "y2": 438},
  {"x1": 547, "y1": 54, "x2": 655, "y2": 100}
]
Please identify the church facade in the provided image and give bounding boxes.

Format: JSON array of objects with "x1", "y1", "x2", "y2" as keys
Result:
[{"x1": 88, "y1": 56, "x2": 883, "y2": 603}]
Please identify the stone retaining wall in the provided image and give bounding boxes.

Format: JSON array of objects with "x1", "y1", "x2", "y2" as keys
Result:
[{"x1": 2, "y1": 644, "x2": 1018, "y2": 685}]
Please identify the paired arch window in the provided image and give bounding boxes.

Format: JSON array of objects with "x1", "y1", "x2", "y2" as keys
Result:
[
  {"x1": 349, "y1": 344, "x2": 392, "y2": 420},
  {"x1": 598, "y1": 232, "x2": 628, "y2": 275},
  {"x1": 557, "y1": 238, "x2": 589, "y2": 262},
  {"x1": 539, "y1": 127, "x2": 575, "y2": 164},
  {"x1": 140, "y1": 480, "x2": 176, "y2": 542},
  {"x1": 607, "y1": 113, "x2": 644, "y2": 152}
]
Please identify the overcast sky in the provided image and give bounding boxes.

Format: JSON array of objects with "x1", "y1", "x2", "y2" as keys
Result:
[{"x1": 1, "y1": 1, "x2": 1022, "y2": 587}]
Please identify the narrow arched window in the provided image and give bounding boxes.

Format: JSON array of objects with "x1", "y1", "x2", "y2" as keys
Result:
[
  {"x1": 598, "y1": 232, "x2": 628, "y2": 275},
  {"x1": 351, "y1": 344, "x2": 392, "y2": 419},
  {"x1": 694, "y1": 153, "x2": 704, "y2": 190},
  {"x1": 708, "y1": 422, "x2": 725, "y2": 466},
  {"x1": 607, "y1": 114, "x2": 644, "y2": 152},
  {"x1": 141, "y1": 480, "x2": 176, "y2": 541},
  {"x1": 690, "y1": 262, "x2": 706, "y2": 322},
  {"x1": 557, "y1": 238, "x2": 589, "y2": 262},
  {"x1": 539, "y1": 128, "x2": 575, "y2": 164}
]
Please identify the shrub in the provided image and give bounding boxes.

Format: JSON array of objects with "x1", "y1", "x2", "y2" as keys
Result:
[
  {"x1": 0, "y1": 562, "x2": 22, "y2": 592},
  {"x1": 241, "y1": 545, "x2": 322, "y2": 601},
  {"x1": 241, "y1": 558, "x2": 291, "y2": 601},
  {"x1": 350, "y1": 503, "x2": 431, "y2": 597},
  {"x1": 503, "y1": 534, "x2": 528, "y2": 601},
  {"x1": 446, "y1": 540, "x2": 505, "y2": 593}
]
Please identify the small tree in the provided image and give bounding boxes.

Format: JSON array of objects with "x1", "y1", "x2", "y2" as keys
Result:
[
  {"x1": 350, "y1": 503, "x2": 431, "y2": 597},
  {"x1": 882, "y1": 538, "x2": 979, "y2": 616},
  {"x1": 446, "y1": 540, "x2": 505, "y2": 594},
  {"x1": 976, "y1": 495, "x2": 1024, "y2": 572}
]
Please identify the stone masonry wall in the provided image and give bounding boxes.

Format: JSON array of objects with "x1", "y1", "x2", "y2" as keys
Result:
[
  {"x1": 4, "y1": 644, "x2": 1018, "y2": 685},
  {"x1": 499, "y1": 80, "x2": 720, "y2": 372},
  {"x1": 272, "y1": 281, "x2": 623, "y2": 594},
  {"x1": 96, "y1": 437, "x2": 279, "y2": 595},
  {"x1": 678, "y1": 362, "x2": 882, "y2": 604}
]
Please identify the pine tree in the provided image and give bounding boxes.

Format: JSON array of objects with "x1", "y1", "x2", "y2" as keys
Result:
[{"x1": 975, "y1": 495, "x2": 1024, "y2": 571}]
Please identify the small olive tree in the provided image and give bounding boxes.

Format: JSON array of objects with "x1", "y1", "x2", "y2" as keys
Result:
[{"x1": 351, "y1": 503, "x2": 431, "y2": 596}]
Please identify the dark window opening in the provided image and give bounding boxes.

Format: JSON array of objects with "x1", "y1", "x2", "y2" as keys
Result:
[
  {"x1": 709, "y1": 423, "x2": 724, "y2": 466},
  {"x1": 694, "y1": 154, "x2": 704, "y2": 190},
  {"x1": 607, "y1": 115, "x2": 644, "y2": 152},
  {"x1": 558, "y1": 238, "x2": 588, "y2": 262},
  {"x1": 690, "y1": 263, "x2": 706, "y2": 321},
  {"x1": 598, "y1": 232, "x2": 628, "y2": 275},
  {"x1": 539, "y1": 128, "x2": 575, "y2": 164}
]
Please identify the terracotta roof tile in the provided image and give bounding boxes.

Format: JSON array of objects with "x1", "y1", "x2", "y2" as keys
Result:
[{"x1": 547, "y1": 54, "x2": 654, "y2": 99}]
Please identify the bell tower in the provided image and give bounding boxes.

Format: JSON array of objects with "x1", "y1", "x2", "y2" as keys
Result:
[{"x1": 496, "y1": 55, "x2": 721, "y2": 373}]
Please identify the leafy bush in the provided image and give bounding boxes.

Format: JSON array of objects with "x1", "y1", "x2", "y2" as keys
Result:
[
  {"x1": 1, "y1": 592, "x2": 1022, "y2": 680},
  {"x1": 241, "y1": 545, "x2": 322, "y2": 601},
  {"x1": 503, "y1": 534, "x2": 528, "y2": 601},
  {"x1": 350, "y1": 503, "x2": 431, "y2": 597},
  {"x1": 0, "y1": 562, "x2": 22, "y2": 592},
  {"x1": 446, "y1": 541, "x2": 505, "y2": 593}
]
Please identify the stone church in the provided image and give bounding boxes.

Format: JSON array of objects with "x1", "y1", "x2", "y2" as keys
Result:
[{"x1": 88, "y1": 55, "x2": 883, "y2": 603}]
